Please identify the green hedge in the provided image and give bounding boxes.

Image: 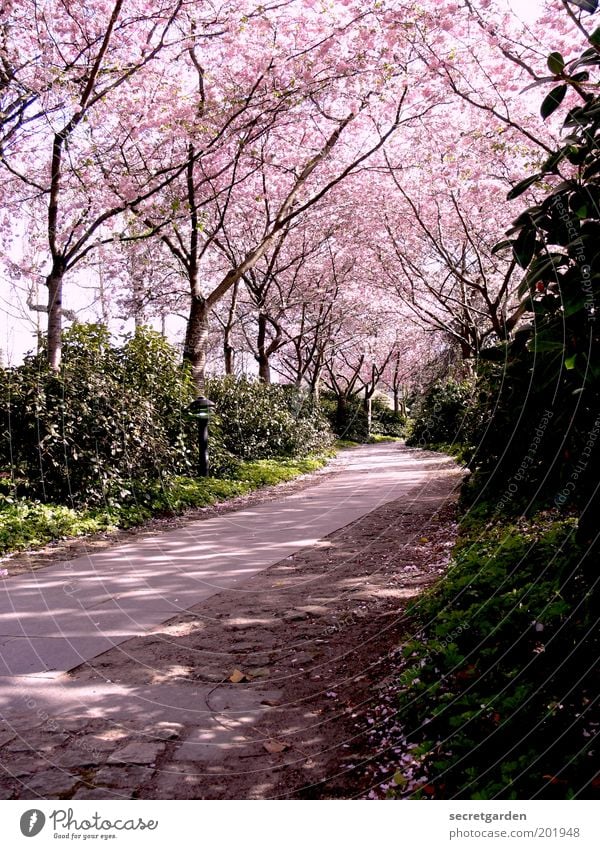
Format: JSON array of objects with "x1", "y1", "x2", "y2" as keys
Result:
[
  {"x1": 207, "y1": 376, "x2": 334, "y2": 461},
  {"x1": 0, "y1": 327, "x2": 334, "y2": 509},
  {"x1": 0, "y1": 325, "x2": 196, "y2": 507},
  {"x1": 407, "y1": 379, "x2": 475, "y2": 448}
]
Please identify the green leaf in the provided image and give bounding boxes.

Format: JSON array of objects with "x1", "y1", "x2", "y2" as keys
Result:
[
  {"x1": 513, "y1": 227, "x2": 537, "y2": 269},
  {"x1": 565, "y1": 354, "x2": 577, "y2": 370},
  {"x1": 507, "y1": 174, "x2": 542, "y2": 201},
  {"x1": 492, "y1": 239, "x2": 513, "y2": 255},
  {"x1": 518, "y1": 254, "x2": 567, "y2": 296},
  {"x1": 542, "y1": 149, "x2": 567, "y2": 173},
  {"x1": 541, "y1": 85, "x2": 568, "y2": 120},
  {"x1": 530, "y1": 339, "x2": 566, "y2": 353},
  {"x1": 547, "y1": 52, "x2": 565, "y2": 76}
]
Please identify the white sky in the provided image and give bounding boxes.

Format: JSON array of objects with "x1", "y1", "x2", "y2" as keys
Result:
[{"x1": 506, "y1": 0, "x2": 545, "y2": 22}]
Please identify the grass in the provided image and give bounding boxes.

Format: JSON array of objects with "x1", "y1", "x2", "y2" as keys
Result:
[
  {"x1": 0, "y1": 455, "x2": 330, "y2": 556},
  {"x1": 335, "y1": 438, "x2": 362, "y2": 449},
  {"x1": 391, "y1": 507, "x2": 597, "y2": 800},
  {"x1": 416, "y1": 440, "x2": 473, "y2": 466}
]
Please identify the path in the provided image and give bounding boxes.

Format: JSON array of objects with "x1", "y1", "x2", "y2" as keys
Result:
[{"x1": 0, "y1": 444, "x2": 462, "y2": 800}]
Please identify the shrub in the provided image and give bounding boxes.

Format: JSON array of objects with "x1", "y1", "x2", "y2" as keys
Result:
[
  {"x1": 319, "y1": 392, "x2": 369, "y2": 442},
  {"x1": 407, "y1": 379, "x2": 475, "y2": 447},
  {"x1": 371, "y1": 404, "x2": 407, "y2": 438},
  {"x1": 206, "y1": 376, "x2": 334, "y2": 460},
  {"x1": 0, "y1": 325, "x2": 196, "y2": 507}
]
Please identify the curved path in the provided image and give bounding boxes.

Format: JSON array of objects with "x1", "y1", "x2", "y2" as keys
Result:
[
  {"x1": 0, "y1": 443, "x2": 461, "y2": 800},
  {"x1": 0, "y1": 444, "x2": 450, "y2": 677}
]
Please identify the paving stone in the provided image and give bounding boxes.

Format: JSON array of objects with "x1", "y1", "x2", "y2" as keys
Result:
[
  {"x1": 55, "y1": 747, "x2": 109, "y2": 768},
  {"x1": 107, "y1": 741, "x2": 165, "y2": 765},
  {"x1": 247, "y1": 667, "x2": 271, "y2": 679},
  {"x1": 6, "y1": 732, "x2": 69, "y2": 752},
  {"x1": 246, "y1": 653, "x2": 272, "y2": 666},
  {"x1": 93, "y1": 765, "x2": 154, "y2": 788},
  {"x1": 77, "y1": 734, "x2": 119, "y2": 752},
  {"x1": 55, "y1": 717, "x2": 95, "y2": 732},
  {"x1": 0, "y1": 756, "x2": 50, "y2": 777},
  {"x1": 171, "y1": 726, "x2": 248, "y2": 764},
  {"x1": 19, "y1": 769, "x2": 79, "y2": 797},
  {"x1": 282, "y1": 610, "x2": 309, "y2": 622},
  {"x1": 149, "y1": 763, "x2": 205, "y2": 799},
  {"x1": 290, "y1": 652, "x2": 315, "y2": 665},
  {"x1": 72, "y1": 786, "x2": 124, "y2": 800},
  {"x1": 150, "y1": 722, "x2": 184, "y2": 741},
  {"x1": 192, "y1": 669, "x2": 227, "y2": 683},
  {"x1": 0, "y1": 730, "x2": 17, "y2": 747},
  {"x1": 0, "y1": 717, "x2": 46, "y2": 732}
]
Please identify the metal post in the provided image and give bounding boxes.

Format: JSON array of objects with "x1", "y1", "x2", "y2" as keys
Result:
[{"x1": 198, "y1": 418, "x2": 209, "y2": 477}]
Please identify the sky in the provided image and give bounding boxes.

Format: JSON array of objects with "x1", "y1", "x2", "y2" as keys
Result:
[{"x1": 507, "y1": 0, "x2": 545, "y2": 22}]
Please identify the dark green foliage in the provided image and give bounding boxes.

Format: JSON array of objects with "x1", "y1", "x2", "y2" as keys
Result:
[
  {"x1": 407, "y1": 379, "x2": 475, "y2": 448},
  {"x1": 320, "y1": 392, "x2": 406, "y2": 442},
  {"x1": 207, "y1": 376, "x2": 334, "y2": 460},
  {"x1": 371, "y1": 403, "x2": 407, "y2": 438},
  {"x1": 0, "y1": 329, "x2": 333, "y2": 512},
  {"x1": 394, "y1": 511, "x2": 598, "y2": 800},
  {"x1": 466, "y1": 31, "x2": 600, "y2": 529},
  {"x1": 320, "y1": 392, "x2": 369, "y2": 442},
  {"x1": 0, "y1": 325, "x2": 196, "y2": 507},
  {"x1": 0, "y1": 456, "x2": 329, "y2": 554}
]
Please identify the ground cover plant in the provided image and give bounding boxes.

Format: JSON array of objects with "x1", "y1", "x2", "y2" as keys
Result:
[{"x1": 393, "y1": 509, "x2": 598, "y2": 799}]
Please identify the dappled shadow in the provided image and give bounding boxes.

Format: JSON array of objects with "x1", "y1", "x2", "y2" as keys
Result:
[{"x1": 0, "y1": 444, "x2": 461, "y2": 800}]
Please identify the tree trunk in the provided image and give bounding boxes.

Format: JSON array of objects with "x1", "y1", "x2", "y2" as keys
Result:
[
  {"x1": 335, "y1": 394, "x2": 347, "y2": 434},
  {"x1": 46, "y1": 264, "x2": 64, "y2": 372},
  {"x1": 223, "y1": 279, "x2": 238, "y2": 375},
  {"x1": 133, "y1": 274, "x2": 145, "y2": 329},
  {"x1": 257, "y1": 312, "x2": 271, "y2": 384},
  {"x1": 393, "y1": 387, "x2": 400, "y2": 415},
  {"x1": 224, "y1": 342, "x2": 234, "y2": 375},
  {"x1": 310, "y1": 367, "x2": 322, "y2": 403},
  {"x1": 363, "y1": 391, "x2": 372, "y2": 437},
  {"x1": 183, "y1": 296, "x2": 209, "y2": 395}
]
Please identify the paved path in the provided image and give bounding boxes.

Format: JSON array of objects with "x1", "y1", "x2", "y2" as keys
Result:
[
  {"x1": 0, "y1": 444, "x2": 447, "y2": 678},
  {"x1": 0, "y1": 443, "x2": 462, "y2": 800}
]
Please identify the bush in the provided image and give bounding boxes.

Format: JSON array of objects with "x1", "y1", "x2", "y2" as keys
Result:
[
  {"x1": 0, "y1": 325, "x2": 196, "y2": 507},
  {"x1": 206, "y1": 376, "x2": 334, "y2": 461},
  {"x1": 319, "y1": 392, "x2": 368, "y2": 442},
  {"x1": 407, "y1": 379, "x2": 474, "y2": 448},
  {"x1": 0, "y1": 330, "x2": 333, "y2": 512},
  {"x1": 393, "y1": 511, "x2": 598, "y2": 799}
]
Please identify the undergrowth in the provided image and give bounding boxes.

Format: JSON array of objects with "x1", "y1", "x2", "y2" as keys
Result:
[{"x1": 392, "y1": 508, "x2": 599, "y2": 800}]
